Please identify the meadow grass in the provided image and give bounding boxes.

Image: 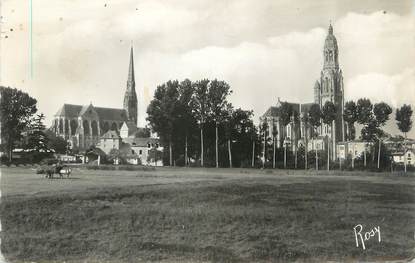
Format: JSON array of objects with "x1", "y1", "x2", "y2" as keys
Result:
[{"x1": 0, "y1": 167, "x2": 414, "y2": 262}]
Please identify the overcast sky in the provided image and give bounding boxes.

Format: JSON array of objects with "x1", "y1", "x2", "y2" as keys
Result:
[{"x1": 2, "y1": 0, "x2": 414, "y2": 137}]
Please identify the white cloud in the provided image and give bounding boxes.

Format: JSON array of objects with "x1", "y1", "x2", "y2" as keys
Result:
[{"x1": 1, "y1": 0, "x2": 413, "y2": 137}]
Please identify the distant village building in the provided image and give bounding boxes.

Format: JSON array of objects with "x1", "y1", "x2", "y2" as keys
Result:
[
  {"x1": 336, "y1": 141, "x2": 371, "y2": 160},
  {"x1": 261, "y1": 24, "x2": 346, "y2": 159},
  {"x1": 392, "y1": 148, "x2": 415, "y2": 166},
  {"x1": 51, "y1": 47, "x2": 162, "y2": 165}
]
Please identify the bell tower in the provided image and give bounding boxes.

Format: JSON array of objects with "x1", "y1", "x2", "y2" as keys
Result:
[
  {"x1": 315, "y1": 24, "x2": 346, "y2": 157},
  {"x1": 123, "y1": 46, "x2": 138, "y2": 126}
]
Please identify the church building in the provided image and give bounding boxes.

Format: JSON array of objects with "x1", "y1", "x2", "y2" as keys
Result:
[
  {"x1": 261, "y1": 24, "x2": 346, "y2": 159},
  {"x1": 52, "y1": 47, "x2": 143, "y2": 150}
]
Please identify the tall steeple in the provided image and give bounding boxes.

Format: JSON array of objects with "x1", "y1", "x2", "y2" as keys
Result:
[
  {"x1": 123, "y1": 46, "x2": 138, "y2": 126},
  {"x1": 323, "y1": 23, "x2": 339, "y2": 70}
]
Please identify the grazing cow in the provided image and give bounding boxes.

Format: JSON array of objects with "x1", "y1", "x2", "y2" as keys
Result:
[{"x1": 45, "y1": 165, "x2": 71, "y2": 179}]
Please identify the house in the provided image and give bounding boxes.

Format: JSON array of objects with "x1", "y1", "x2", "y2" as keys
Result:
[
  {"x1": 97, "y1": 130, "x2": 122, "y2": 155},
  {"x1": 122, "y1": 137, "x2": 163, "y2": 166},
  {"x1": 336, "y1": 140, "x2": 371, "y2": 160},
  {"x1": 392, "y1": 148, "x2": 415, "y2": 166}
]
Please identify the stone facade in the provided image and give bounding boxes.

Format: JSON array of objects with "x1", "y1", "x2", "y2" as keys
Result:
[
  {"x1": 261, "y1": 24, "x2": 347, "y2": 158},
  {"x1": 52, "y1": 47, "x2": 139, "y2": 150}
]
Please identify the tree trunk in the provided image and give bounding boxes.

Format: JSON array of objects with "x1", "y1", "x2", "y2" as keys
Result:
[
  {"x1": 263, "y1": 132, "x2": 266, "y2": 168},
  {"x1": 169, "y1": 141, "x2": 173, "y2": 166},
  {"x1": 327, "y1": 136, "x2": 330, "y2": 171},
  {"x1": 215, "y1": 123, "x2": 219, "y2": 168},
  {"x1": 284, "y1": 142, "x2": 287, "y2": 169},
  {"x1": 352, "y1": 153, "x2": 354, "y2": 169},
  {"x1": 200, "y1": 127, "x2": 204, "y2": 167},
  {"x1": 251, "y1": 140, "x2": 255, "y2": 168},
  {"x1": 404, "y1": 133, "x2": 407, "y2": 173},
  {"x1": 305, "y1": 128, "x2": 308, "y2": 170},
  {"x1": 228, "y1": 139, "x2": 232, "y2": 168},
  {"x1": 377, "y1": 139, "x2": 381, "y2": 169},
  {"x1": 273, "y1": 137, "x2": 276, "y2": 169},
  {"x1": 185, "y1": 134, "x2": 188, "y2": 167},
  {"x1": 315, "y1": 139, "x2": 318, "y2": 171},
  {"x1": 364, "y1": 146, "x2": 367, "y2": 167},
  {"x1": 294, "y1": 145, "x2": 297, "y2": 169}
]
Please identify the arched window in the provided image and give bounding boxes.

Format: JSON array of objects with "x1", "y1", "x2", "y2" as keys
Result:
[
  {"x1": 70, "y1": 119, "x2": 78, "y2": 135},
  {"x1": 83, "y1": 120, "x2": 90, "y2": 135},
  {"x1": 59, "y1": 119, "x2": 63, "y2": 134},
  {"x1": 102, "y1": 122, "x2": 110, "y2": 133},
  {"x1": 111, "y1": 122, "x2": 118, "y2": 131},
  {"x1": 64, "y1": 119, "x2": 69, "y2": 134},
  {"x1": 91, "y1": 121, "x2": 98, "y2": 136}
]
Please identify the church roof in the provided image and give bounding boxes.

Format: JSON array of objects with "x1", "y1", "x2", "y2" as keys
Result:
[
  {"x1": 55, "y1": 103, "x2": 128, "y2": 122},
  {"x1": 262, "y1": 102, "x2": 315, "y2": 118},
  {"x1": 55, "y1": 104, "x2": 83, "y2": 118},
  {"x1": 95, "y1": 107, "x2": 128, "y2": 121}
]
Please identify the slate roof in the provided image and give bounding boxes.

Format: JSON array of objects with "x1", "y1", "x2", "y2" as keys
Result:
[
  {"x1": 55, "y1": 104, "x2": 83, "y2": 118},
  {"x1": 95, "y1": 107, "x2": 128, "y2": 121},
  {"x1": 55, "y1": 103, "x2": 128, "y2": 122},
  {"x1": 100, "y1": 130, "x2": 121, "y2": 139},
  {"x1": 262, "y1": 102, "x2": 315, "y2": 118},
  {"x1": 123, "y1": 137, "x2": 159, "y2": 147}
]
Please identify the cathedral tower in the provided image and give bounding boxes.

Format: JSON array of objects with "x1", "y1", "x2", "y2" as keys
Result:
[
  {"x1": 314, "y1": 24, "x2": 345, "y2": 157},
  {"x1": 123, "y1": 46, "x2": 138, "y2": 126}
]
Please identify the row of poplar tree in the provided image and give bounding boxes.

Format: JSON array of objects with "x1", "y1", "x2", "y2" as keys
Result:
[{"x1": 146, "y1": 79, "x2": 413, "y2": 170}]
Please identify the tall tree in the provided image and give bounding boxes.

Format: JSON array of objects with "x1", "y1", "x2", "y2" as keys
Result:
[
  {"x1": 26, "y1": 113, "x2": 49, "y2": 152},
  {"x1": 224, "y1": 104, "x2": 234, "y2": 168},
  {"x1": 272, "y1": 121, "x2": 278, "y2": 169},
  {"x1": 308, "y1": 104, "x2": 321, "y2": 171},
  {"x1": 321, "y1": 101, "x2": 337, "y2": 170},
  {"x1": 191, "y1": 79, "x2": 210, "y2": 167},
  {"x1": 208, "y1": 79, "x2": 232, "y2": 168},
  {"x1": 373, "y1": 102, "x2": 392, "y2": 169},
  {"x1": 279, "y1": 102, "x2": 293, "y2": 169},
  {"x1": 343, "y1": 101, "x2": 358, "y2": 141},
  {"x1": 177, "y1": 79, "x2": 197, "y2": 166},
  {"x1": 45, "y1": 130, "x2": 68, "y2": 154},
  {"x1": 0, "y1": 87, "x2": 38, "y2": 162},
  {"x1": 301, "y1": 111, "x2": 309, "y2": 170},
  {"x1": 396, "y1": 104, "x2": 413, "y2": 172},
  {"x1": 146, "y1": 81, "x2": 179, "y2": 166},
  {"x1": 260, "y1": 121, "x2": 268, "y2": 168},
  {"x1": 356, "y1": 98, "x2": 373, "y2": 167}
]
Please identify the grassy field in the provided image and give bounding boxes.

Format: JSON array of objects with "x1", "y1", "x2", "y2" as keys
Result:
[{"x1": 0, "y1": 167, "x2": 414, "y2": 262}]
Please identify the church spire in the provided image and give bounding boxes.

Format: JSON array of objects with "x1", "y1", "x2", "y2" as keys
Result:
[
  {"x1": 127, "y1": 46, "x2": 135, "y2": 88},
  {"x1": 328, "y1": 21, "x2": 333, "y2": 35},
  {"x1": 124, "y1": 45, "x2": 138, "y2": 126}
]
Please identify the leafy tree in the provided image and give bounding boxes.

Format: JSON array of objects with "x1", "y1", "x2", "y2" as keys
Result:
[
  {"x1": 343, "y1": 101, "x2": 357, "y2": 140},
  {"x1": 308, "y1": 104, "x2": 321, "y2": 170},
  {"x1": 177, "y1": 79, "x2": 198, "y2": 166},
  {"x1": 356, "y1": 98, "x2": 373, "y2": 167},
  {"x1": 278, "y1": 102, "x2": 293, "y2": 169},
  {"x1": 321, "y1": 101, "x2": 337, "y2": 170},
  {"x1": 373, "y1": 102, "x2": 392, "y2": 169},
  {"x1": 26, "y1": 114, "x2": 49, "y2": 152},
  {"x1": 191, "y1": 79, "x2": 210, "y2": 167},
  {"x1": 396, "y1": 104, "x2": 413, "y2": 172},
  {"x1": 301, "y1": 112, "x2": 309, "y2": 169},
  {"x1": 44, "y1": 130, "x2": 68, "y2": 154},
  {"x1": 260, "y1": 121, "x2": 268, "y2": 168},
  {"x1": 0, "y1": 87, "x2": 38, "y2": 162},
  {"x1": 208, "y1": 79, "x2": 233, "y2": 168},
  {"x1": 272, "y1": 120, "x2": 278, "y2": 169},
  {"x1": 146, "y1": 81, "x2": 180, "y2": 166}
]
